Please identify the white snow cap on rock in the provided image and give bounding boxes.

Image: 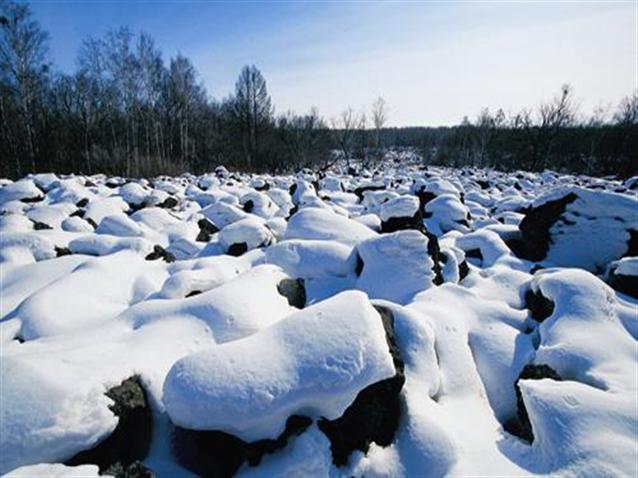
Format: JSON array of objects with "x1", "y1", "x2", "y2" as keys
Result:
[
  {"x1": 379, "y1": 195, "x2": 420, "y2": 222},
  {"x1": 163, "y1": 290, "x2": 395, "y2": 441},
  {"x1": 356, "y1": 230, "x2": 437, "y2": 304}
]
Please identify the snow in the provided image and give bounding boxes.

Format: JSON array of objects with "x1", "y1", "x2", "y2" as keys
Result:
[
  {"x1": 163, "y1": 290, "x2": 395, "y2": 441},
  {"x1": 3, "y1": 463, "x2": 102, "y2": 478},
  {"x1": 1, "y1": 163, "x2": 636, "y2": 477},
  {"x1": 218, "y1": 216, "x2": 274, "y2": 252},
  {"x1": 379, "y1": 195, "x2": 419, "y2": 222},
  {"x1": 265, "y1": 239, "x2": 356, "y2": 279},
  {"x1": 356, "y1": 230, "x2": 436, "y2": 304},
  {"x1": 285, "y1": 207, "x2": 377, "y2": 246}
]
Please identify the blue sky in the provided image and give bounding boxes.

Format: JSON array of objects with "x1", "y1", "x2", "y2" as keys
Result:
[{"x1": 31, "y1": 1, "x2": 636, "y2": 126}]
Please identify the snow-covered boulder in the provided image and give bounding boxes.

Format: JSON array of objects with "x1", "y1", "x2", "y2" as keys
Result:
[
  {"x1": 356, "y1": 230, "x2": 441, "y2": 303},
  {"x1": 285, "y1": 208, "x2": 377, "y2": 247},
  {"x1": 218, "y1": 217, "x2": 274, "y2": 256},
  {"x1": 509, "y1": 187, "x2": 638, "y2": 271},
  {"x1": 163, "y1": 290, "x2": 396, "y2": 440}
]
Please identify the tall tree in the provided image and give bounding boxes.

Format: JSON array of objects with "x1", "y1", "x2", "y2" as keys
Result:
[
  {"x1": 371, "y1": 96, "x2": 388, "y2": 161},
  {"x1": 166, "y1": 54, "x2": 205, "y2": 170},
  {"x1": 0, "y1": 0, "x2": 50, "y2": 175},
  {"x1": 232, "y1": 65, "x2": 273, "y2": 168}
]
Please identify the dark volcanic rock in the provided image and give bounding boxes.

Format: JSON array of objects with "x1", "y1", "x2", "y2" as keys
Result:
[
  {"x1": 318, "y1": 305, "x2": 405, "y2": 466},
  {"x1": 227, "y1": 242, "x2": 248, "y2": 257},
  {"x1": 172, "y1": 415, "x2": 312, "y2": 478},
  {"x1": 55, "y1": 246, "x2": 72, "y2": 257},
  {"x1": 504, "y1": 364, "x2": 562, "y2": 443},
  {"x1": 626, "y1": 230, "x2": 638, "y2": 257},
  {"x1": 510, "y1": 192, "x2": 578, "y2": 261},
  {"x1": 196, "y1": 218, "x2": 219, "y2": 242},
  {"x1": 354, "y1": 185, "x2": 385, "y2": 201},
  {"x1": 66, "y1": 377, "x2": 152, "y2": 471},
  {"x1": 243, "y1": 200, "x2": 254, "y2": 213},
  {"x1": 19, "y1": 195, "x2": 44, "y2": 203},
  {"x1": 606, "y1": 259, "x2": 638, "y2": 299},
  {"x1": 86, "y1": 217, "x2": 98, "y2": 229},
  {"x1": 525, "y1": 287, "x2": 555, "y2": 322},
  {"x1": 608, "y1": 272, "x2": 638, "y2": 299},
  {"x1": 413, "y1": 187, "x2": 437, "y2": 211},
  {"x1": 380, "y1": 210, "x2": 424, "y2": 234},
  {"x1": 157, "y1": 196, "x2": 178, "y2": 209},
  {"x1": 464, "y1": 248, "x2": 483, "y2": 262},
  {"x1": 31, "y1": 220, "x2": 52, "y2": 230},
  {"x1": 145, "y1": 245, "x2": 175, "y2": 263},
  {"x1": 277, "y1": 278, "x2": 306, "y2": 308},
  {"x1": 425, "y1": 231, "x2": 444, "y2": 286},
  {"x1": 103, "y1": 461, "x2": 154, "y2": 478},
  {"x1": 355, "y1": 253, "x2": 365, "y2": 276},
  {"x1": 458, "y1": 260, "x2": 470, "y2": 281},
  {"x1": 76, "y1": 198, "x2": 89, "y2": 208}
]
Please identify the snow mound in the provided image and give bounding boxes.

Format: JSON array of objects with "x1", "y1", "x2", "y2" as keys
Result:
[{"x1": 163, "y1": 290, "x2": 395, "y2": 441}]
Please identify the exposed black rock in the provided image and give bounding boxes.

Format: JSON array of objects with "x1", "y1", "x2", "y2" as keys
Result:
[
  {"x1": 286, "y1": 205, "x2": 299, "y2": 221},
  {"x1": 127, "y1": 202, "x2": 146, "y2": 214},
  {"x1": 355, "y1": 254, "x2": 364, "y2": 276},
  {"x1": 70, "y1": 209, "x2": 85, "y2": 219},
  {"x1": 288, "y1": 183, "x2": 298, "y2": 197},
  {"x1": 607, "y1": 264, "x2": 638, "y2": 299},
  {"x1": 380, "y1": 210, "x2": 424, "y2": 234},
  {"x1": 145, "y1": 245, "x2": 175, "y2": 263},
  {"x1": 185, "y1": 290, "x2": 202, "y2": 298},
  {"x1": 55, "y1": 246, "x2": 72, "y2": 257},
  {"x1": 172, "y1": 415, "x2": 312, "y2": 478},
  {"x1": 525, "y1": 287, "x2": 555, "y2": 322},
  {"x1": 318, "y1": 305, "x2": 405, "y2": 467},
  {"x1": 31, "y1": 220, "x2": 52, "y2": 230},
  {"x1": 103, "y1": 461, "x2": 154, "y2": 478},
  {"x1": 277, "y1": 278, "x2": 306, "y2": 308},
  {"x1": 19, "y1": 195, "x2": 44, "y2": 203},
  {"x1": 157, "y1": 196, "x2": 178, "y2": 209},
  {"x1": 354, "y1": 185, "x2": 385, "y2": 201},
  {"x1": 76, "y1": 198, "x2": 89, "y2": 208},
  {"x1": 424, "y1": 231, "x2": 444, "y2": 286},
  {"x1": 66, "y1": 377, "x2": 152, "y2": 471},
  {"x1": 243, "y1": 200, "x2": 254, "y2": 213},
  {"x1": 413, "y1": 188, "x2": 437, "y2": 211},
  {"x1": 86, "y1": 217, "x2": 98, "y2": 228},
  {"x1": 511, "y1": 192, "x2": 579, "y2": 261},
  {"x1": 254, "y1": 182, "x2": 270, "y2": 192},
  {"x1": 504, "y1": 364, "x2": 562, "y2": 443},
  {"x1": 196, "y1": 218, "x2": 219, "y2": 242},
  {"x1": 477, "y1": 180, "x2": 490, "y2": 190},
  {"x1": 465, "y1": 248, "x2": 483, "y2": 262},
  {"x1": 458, "y1": 260, "x2": 470, "y2": 281},
  {"x1": 530, "y1": 264, "x2": 545, "y2": 274},
  {"x1": 625, "y1": 230, "x2": 638, "y2": 257},
  {"x1": 226, "y1": 242, "x2": 248, "y2": 257}
]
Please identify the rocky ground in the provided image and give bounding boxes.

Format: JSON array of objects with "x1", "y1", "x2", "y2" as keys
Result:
[{"x1": 1, "y1": 161, "x2": 637, "y2": 477}]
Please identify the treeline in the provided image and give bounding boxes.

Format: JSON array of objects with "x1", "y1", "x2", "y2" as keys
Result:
[
  {"x1": 380, "y1": 86, "x2": 638, "y2": 178},
  {"x1": 1, "y1": 0, "x2": 636, "y2": 179},
  {"x1": 0, "y1": 0, "x2": 333, "y2": 179}
]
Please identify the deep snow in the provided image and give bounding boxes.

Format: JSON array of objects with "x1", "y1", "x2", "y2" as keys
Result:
[{"x1": 0, "y1": 160, "x2": 636, "y2": 477}]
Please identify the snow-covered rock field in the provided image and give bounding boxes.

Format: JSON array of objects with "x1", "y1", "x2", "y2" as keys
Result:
[{"x1": 1, "y1": 164, "x2": 637, "y2": 477}]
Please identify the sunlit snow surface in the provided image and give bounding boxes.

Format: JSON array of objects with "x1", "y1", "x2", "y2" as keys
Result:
[{"x1": 1, "y1": 162, "x2": 637, "y2": 477}]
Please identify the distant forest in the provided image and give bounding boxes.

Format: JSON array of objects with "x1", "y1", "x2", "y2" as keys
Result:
[{"x1": 1, "y1": 0, "x2": 636, "y2": 179}]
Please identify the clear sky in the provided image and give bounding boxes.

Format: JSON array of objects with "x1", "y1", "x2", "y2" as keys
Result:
[{"x1": 30, "y1": 0, "x2": 636, "y2": 126}]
